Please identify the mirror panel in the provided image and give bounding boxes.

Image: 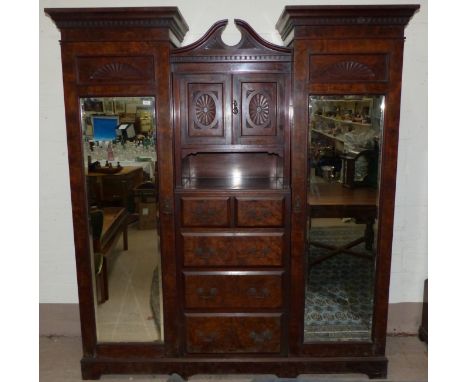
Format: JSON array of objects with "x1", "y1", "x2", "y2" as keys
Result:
[
  {"x1": 304, "y1": 95, "x2": 385, "y2": 342},
  {"x1": 80, "y1": 96, "x2": 163, "y2": 342}
]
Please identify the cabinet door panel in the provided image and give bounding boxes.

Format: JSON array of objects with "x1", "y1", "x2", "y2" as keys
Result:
[
  {"x1": 236, "y1": 196, "x2": 284, "y2": 227},
  {"x1": 182, "y1": 232, "x2": 284, "y2": 267},
  {"x1": 184, "y1": 272, "x2": 283, "y2": 309},
  {"x1": 233, "y1": 74, "x2": 286, "y2": 145},
  {"x1": 176, "y1": 74, "x2": 230, "y2": 145},
  {"x1": 185, "y1": 314, "x2": 282, "y2": 353},
  {"x1": 180, "y1": 197, "x2": 230, "y2": 227}
]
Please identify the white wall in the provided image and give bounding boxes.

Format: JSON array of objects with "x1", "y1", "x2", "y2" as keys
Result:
[{"x1": 40, "y1": 0, "x2": 427, "y2": 303}]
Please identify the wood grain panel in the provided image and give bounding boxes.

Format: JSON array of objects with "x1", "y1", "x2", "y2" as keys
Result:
[
  {"x1": 182, "y1": 232, "x2": 284, "y2": 267},
  {"x1": 181, "y1": 197, "x2": 230, "y2": 227},
  {"x1": 183, "y1": 272, "x2": 283, "y2": 309},
  {"x1": 185, "y1": 314, "x2": 282, "y2": 353},
  {"x1": 236, "y1": 197, "x2": 284, "y2": 227}
]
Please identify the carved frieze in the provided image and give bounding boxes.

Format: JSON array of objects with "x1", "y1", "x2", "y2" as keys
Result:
[
  {"x1": 309, "y1": 53, "x2": 388, "y2": 82},
  {"x1": 76, "y1": 55, "x2": 154, "y2": 84}
]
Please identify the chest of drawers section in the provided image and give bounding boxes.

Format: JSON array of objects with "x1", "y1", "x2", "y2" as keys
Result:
[{"x1": 176, "y1": 190, "x2": 290, "y2": 354}]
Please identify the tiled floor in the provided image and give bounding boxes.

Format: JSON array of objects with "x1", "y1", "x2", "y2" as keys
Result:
[
  {"x1": 95, "y1": 226, "x2": 163, "y2": 342},
  {"x1": 39, "y1": 335, "x2": 427, "y2": 381}
]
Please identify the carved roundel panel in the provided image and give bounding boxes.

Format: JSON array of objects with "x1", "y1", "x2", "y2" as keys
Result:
[
  {"x1": 188, "y1": 84, "x2": 224, "y2": 139},
  {"x1": 239, "y1": 81, "x2": 278, "y2": 140},
  {"x1": 194, "y1": 93, "x2": 217, "y2": 129},
  {"x1": 246, "y1": 91, "x2": 272, "y2": 129}
]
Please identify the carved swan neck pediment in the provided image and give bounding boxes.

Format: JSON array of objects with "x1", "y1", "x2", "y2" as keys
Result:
[{"x1": 172, "y1": 19, "x2": 291, "y2": 63}]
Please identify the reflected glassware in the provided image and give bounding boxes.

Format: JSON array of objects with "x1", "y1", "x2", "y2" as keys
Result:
[{"x1": 321, "y1": 165, "x2": 335, "y2": 182}]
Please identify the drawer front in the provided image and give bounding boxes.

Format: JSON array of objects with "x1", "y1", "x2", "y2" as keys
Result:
[
  {"x1": 182, "y1": 232, "x2": 284, "y2": 267},
  {"x1": 185, "y1": 314, "x2": 281, "y2": 353},
  {"x1": 184, "y1": 272, "x2": 282, "y2": 309},
  {"x1": 181, "y1": 197, "x2": 230, "y2": 227},
  {"x1": 236, "y1": 197, "x2": 284, "y2": 227}
]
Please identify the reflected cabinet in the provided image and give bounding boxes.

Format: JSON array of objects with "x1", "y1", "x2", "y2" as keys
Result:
[{"x1": 45, "y1": 5, "x2": 419, "y2": 380}]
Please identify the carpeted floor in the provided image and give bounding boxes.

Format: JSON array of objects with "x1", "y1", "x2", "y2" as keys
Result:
[{"x1": 305, "y1": 225, "x2": 375, "y2": 342}]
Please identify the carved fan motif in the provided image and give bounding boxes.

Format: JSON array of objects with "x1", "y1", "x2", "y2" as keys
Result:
[
  {"x1": 194, "y1": 93, "x2": 217, "y2": 129},
  {"x1": 319, "y1": 61, "x2": 375, "y2": 80},
  {"x1": 90, "y1": 62, "x2": 144, "y2": 80},
  {"x1": 248, "y1": 92, "x2": 270, "y2": 128}
]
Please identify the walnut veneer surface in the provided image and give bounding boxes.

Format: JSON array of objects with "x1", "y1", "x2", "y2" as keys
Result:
[{"x1": 44, "y1": 5, "x2": 419, "y2": 380}]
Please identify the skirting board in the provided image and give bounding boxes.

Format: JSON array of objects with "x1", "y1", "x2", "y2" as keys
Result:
[{"x1": 39, "y1": 302, "x2": 423, "y2": 337}]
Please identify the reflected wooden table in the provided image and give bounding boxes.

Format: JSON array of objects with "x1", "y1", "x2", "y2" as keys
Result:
[
  {"x1": 307, "y1": 183, "x2": 378, "y2": 266},
  {"x1": 87, "y1": 166, "x2": 144, "y2": 209}
]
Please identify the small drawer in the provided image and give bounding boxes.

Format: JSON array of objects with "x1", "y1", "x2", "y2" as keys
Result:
[
  {"x1": 184, "y1": 272, "x2": 282, "y2": 309},
  {"x1": 182, "y1": 232, "x2": 284, "y2": 267},
  {"x1": 181, "y1": 197, "x2": 230, "y2": 227},
  {"x1": 236, "y1": 197, "x2": 284, "y2": 227},
  {"x1": 185, "y1": 314, "x2": 282, "y2": 353}
]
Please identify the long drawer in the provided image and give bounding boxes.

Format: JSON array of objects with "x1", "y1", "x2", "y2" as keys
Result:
[
  {"x1": 184, "y1": 271, "x2": 283, "y2": 309},
  {"x1": 182, "y1": 232, "x2": 284, "y2": 267},
  {"x1": 185, "y1": 313, "x2": 282, "y2": 354}
]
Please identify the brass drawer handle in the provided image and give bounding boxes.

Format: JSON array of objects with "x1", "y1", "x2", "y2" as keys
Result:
[
  {"x1": 196, "y1": 330, "x2": 218, "y2": 343},
  {"x1": 246, "y1": 209, "x2": 273, "y2": 222},
  {"x1": 194, "y1": 247, "x2": 215, "y2": 259},
  {"x1": 194, "y1": 205, "x2": 218, "y2": 220},
  {"x1": 196, "y1": 287, "x2": 218, "y2": 299},
  {"x1": 249, "y1": 329, "x2": 272, "y2": 343},
  {"x1": 244, "y1": 247, "x2": 271, "y2": 258},
  {"x1": 247, "y1": 287, "x2": 270, "y2": 299}
]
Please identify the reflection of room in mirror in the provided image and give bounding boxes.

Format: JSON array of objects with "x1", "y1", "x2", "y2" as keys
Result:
[
  {"x1": 81, "y1": 96, "x2": 163, "y2": 343},
  {"x1": 95, "y1": 226, "x2": 163, "y2": 342},
  {"x1": 305, "y1": 95, "x2": 383, "y2": 342}
]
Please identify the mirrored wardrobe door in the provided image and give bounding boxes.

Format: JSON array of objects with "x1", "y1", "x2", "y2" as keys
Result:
[
  {"x1": 304, "y1": 95, "x2": 385, "y2": 342},
  {"x1": 80, "y1": 96, "x2": 164, "y2": 342}
]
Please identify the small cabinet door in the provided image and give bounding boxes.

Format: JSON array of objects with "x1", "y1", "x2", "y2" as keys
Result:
[
  {"x1": 175, "y1": 73, "x2": 231, "y2": 146},
  {"x1": 233, "y1": 73, "x2": 287, "y2": 145}
]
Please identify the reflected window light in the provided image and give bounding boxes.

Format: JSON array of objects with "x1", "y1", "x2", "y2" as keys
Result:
[
  {"x1": 232, "y1": 168, "x2": 242, "y2": 187},
  {"x1": 380, "y1": 98, "x2": 385, "y2": 111}
]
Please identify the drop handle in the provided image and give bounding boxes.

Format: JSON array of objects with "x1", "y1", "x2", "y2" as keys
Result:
[
  {"x1": 196, "y1": 330, "x2": 218, "y2": 343},
  {"x1": 194, "y1": 247, "x2": 215, "y2": 259},
  {"x1": 249, "y1": 330, "x2": 273, "y2": 343},
  {"x1": 244, "y1": 247, "x2": 271, "y2": 258},
  {"x1": 232, "y1": 100, "x2": 239, "y2": 114},
  {"x1": 196, "y1": 287, "x2": 218, "y2": 299},
  {"x1": 247, "y1": 287, "x2": 270, "y2": 299}
]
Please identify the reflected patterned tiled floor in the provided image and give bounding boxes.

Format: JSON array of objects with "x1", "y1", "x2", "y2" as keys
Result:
[
  {"x1": 39, "y1": 335, "x2": 428, "y2": 381},
  {"x1": 305, "y1": 224, "x2": 375, "y2": 342}
]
